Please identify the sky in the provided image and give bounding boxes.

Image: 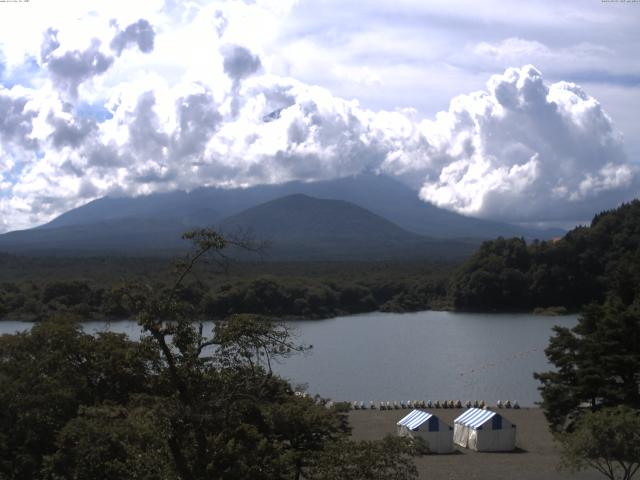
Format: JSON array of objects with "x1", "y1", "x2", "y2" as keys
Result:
[{"x1": 0, "y1": 0, "x2": 639, "y2": 232}]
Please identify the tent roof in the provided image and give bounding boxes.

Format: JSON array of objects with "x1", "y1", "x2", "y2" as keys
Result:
[
  {"x1": 397, "y1": 410, "x2": 434, "y2": 431},
  {"x1": 454, "y1": 408, "x2": 498, "y2": 429}
]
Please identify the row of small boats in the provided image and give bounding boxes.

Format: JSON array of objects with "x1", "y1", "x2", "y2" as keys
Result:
[{"x1": 351, "y1": 399, "x2": 521, "y2": 410}]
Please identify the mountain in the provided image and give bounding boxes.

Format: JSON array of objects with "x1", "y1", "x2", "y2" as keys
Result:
[
  {"x1": 0, "y1": 194, "x2": 477, "y2": 260},
  {"x1": 221, "y1": 194, "x2": 412, "y2": 240},
  {"x1": 219, "y1": 194, "x2": 476, "y2": 260},
  {"x1": 38, "y1": 174, "x2": 563, "y2": 239},
  {"x1": 0, "y1": 218, "x2": 188, "y2": 255}
]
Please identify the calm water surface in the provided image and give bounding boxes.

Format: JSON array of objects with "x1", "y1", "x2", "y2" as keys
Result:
[{"x1": 0, "y1": 311, "x2": 577, "y2": 406}]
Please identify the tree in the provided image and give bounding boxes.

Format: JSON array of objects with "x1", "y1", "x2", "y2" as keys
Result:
[
  {"x1": 42, "y1": 403, "x2": 176, "y2": 480},
  {"x1": 535, "y1": 298, "x2": 640, "y2": 431},
  {"x1": 1, "y1": 229, "x2": 423, "y2": 480},
  {"x1": 123, "y1": 229, "x2": 424, "y2": 479},
  {"x1": 452, "y1": 200, "x2": 640, "y2": 312},
  {"x1": 451, "y1": 237, "x2": 532, "y2": 311},
  {"x1": 307, "y1": 436, "x2": 419, "y2": 480},
  {"x1": 122, "y1": 228, "x2": 421, "y2": 479},
  {"x1": 558, "y1": 406, "x2": 640, "y2": 480},
  {"x1": 0, "y1": 318, "x2": 159, "y2": 480}
]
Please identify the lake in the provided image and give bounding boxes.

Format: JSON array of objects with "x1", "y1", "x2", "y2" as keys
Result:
[{"x1": 0, "y1": 311, "x2": 577, "y2": 406}]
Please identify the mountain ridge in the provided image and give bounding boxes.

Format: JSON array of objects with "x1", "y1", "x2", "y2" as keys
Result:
[
  {"x1": 35, "y1": 174, "x2": 564, "y2": 240},
  {"x1": 0, "y1": 192, "x2": 478, "y2": 260}
]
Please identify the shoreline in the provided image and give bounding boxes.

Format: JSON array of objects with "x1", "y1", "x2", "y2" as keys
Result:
[{"x1": 0, "y1": 306, "x2": 577, "y2": 324}]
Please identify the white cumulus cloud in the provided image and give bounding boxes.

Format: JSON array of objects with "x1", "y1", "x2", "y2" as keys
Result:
[
  {"x1": 0, "y1": 1, "x2": 637, "y2": 233},
  {"x1": 413, "y1": 65, "x2": 635, "y2": 221}
]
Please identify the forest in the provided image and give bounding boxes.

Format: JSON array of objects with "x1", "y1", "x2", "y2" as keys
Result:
[
  {"x1": 1, "y1": 200, "x2": 639, "y2": 321},
  {"x1": 0, "y1": 256, "x2": 452, "y2": 322},
  {"x1": 451, "y1": 200, "x2": 640, "y2": 312}
]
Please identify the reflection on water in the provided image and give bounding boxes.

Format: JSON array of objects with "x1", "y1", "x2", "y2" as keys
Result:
[{"x1": 0, "y1": 311, "x2": 577, "y2": 406}]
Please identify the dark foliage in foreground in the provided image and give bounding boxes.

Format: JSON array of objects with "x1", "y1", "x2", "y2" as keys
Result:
[
  {"x1": 533, "y1": 203, "x2": 640, "y2": 439},
  {"x1": 535, "y1": 298, "x2": 640, "y2": 432},
  {"x1": 0, "y1": 230, "x2": 421, "y2": 480},
  {"x1": 557, "y1": 406, "x2": 640, "y2": 480},
  {"x1": 0, "y1": 321, "x2": 161, "y2": 478},
  {"x1": 451, "y1": 200, "x2": 640, "y2": 312},
  {"x1": 532, "y1": 204, "x2": 640, "y2": 479}
]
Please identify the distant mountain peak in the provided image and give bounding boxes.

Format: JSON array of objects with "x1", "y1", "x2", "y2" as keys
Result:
[{"x1": 1, "y1": 173, "x2": 565, "y2": 258}]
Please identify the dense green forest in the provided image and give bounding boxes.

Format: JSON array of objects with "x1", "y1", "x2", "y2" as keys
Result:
[
  {"x1": 451, "y1": 200, "x2": 640, "y2": 312},
  {"x1": 0, "y1": 255, "x2": 452, "y2": 321}
]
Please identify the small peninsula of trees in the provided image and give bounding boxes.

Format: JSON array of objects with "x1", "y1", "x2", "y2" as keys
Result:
[{"x1": 0, "y1": 256, "x2": 451, "y2": 322}]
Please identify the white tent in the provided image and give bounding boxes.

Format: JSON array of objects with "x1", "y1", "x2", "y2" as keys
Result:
[
  {"x1": 396, "y1": 410, "x2": 454, "y2": 454},
  {"x1": 453, "y1": 408, "x2": 516, "y2": 452}
]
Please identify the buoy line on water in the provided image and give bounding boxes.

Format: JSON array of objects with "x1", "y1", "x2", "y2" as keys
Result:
[{"x1": 456, "y1": 347, "x2": 541, "y2": 379}]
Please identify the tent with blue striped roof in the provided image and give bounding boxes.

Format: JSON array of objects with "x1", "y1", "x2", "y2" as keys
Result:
[
  {"x1": 453, "y1": 408, "x2": 516, "y2": 451},
  {"x1": 396, "y1": 410, "x2": 454, "y2": 453}
]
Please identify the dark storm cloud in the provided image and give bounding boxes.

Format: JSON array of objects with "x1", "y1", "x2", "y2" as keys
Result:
[
  {"x1": 0, "y1": 90, "x2": 38, "y2": 149},
  {"x1": 128, "y1": 91, "x2": 169, "y2": 159},
  {"x1": 110, "y1": 19, "x2": 155, "y2": 56},
  {"x1": 46, "y1": 39, "x2": 114, "y2": 97},
  {"x1": 171, "y1": 90, "x2": 222, "y2": 158},
  {"x1": 60, "y1": 158, "x2": 85, "y2": 177},
  {"x1": 77, "y1": 178, "x2": 99, "y2": 198},
  {"x1": 85, "y1": 143, "x2": 137, "y2": 170},
  {"x1": 134, "y1": 168, "x2": 177, "y2": 185},
  {"x1": 222, "y1": 45, "x2": 262, "y2": 116},
  {"x1": 47, "y1": 110, "x2": 96, "y2": 149},
  {"x1": 222, "y1": 45, "x2": 262, "y2": 82}
]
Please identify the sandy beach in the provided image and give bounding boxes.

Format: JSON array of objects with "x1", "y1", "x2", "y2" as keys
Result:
[{"x1": 349, "y1": 408, "x2": 602, "y2": 480}]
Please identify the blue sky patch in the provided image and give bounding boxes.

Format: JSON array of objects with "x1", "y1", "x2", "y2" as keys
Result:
[
  {"x1": 76, "y1": 102, "x2": 113, "y2": 122},
  {"x1": 0, "y1": 55, "x2": 41, "y2": 89}
]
